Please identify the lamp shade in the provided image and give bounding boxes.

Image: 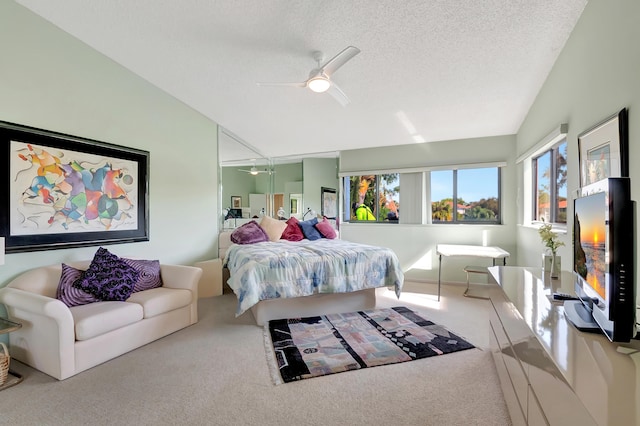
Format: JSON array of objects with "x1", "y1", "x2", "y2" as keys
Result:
[{"x1": 307, "y1": 76, "x2": 331, "y2": 93}]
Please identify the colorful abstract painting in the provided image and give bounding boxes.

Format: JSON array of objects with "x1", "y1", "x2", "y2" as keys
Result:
[
  {"x1": 10, "y1": 141, "x2": 138, "y2": 235},
  {"x1": 1, "y1": 121, "x2": 149, "y2": 253}
]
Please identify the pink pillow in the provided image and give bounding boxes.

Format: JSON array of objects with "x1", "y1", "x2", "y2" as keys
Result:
[
  {"x1": 315, "y1": 217, "x2": 337, "y2": 239},
  {"x1": 281, "y1": 216, "x2": 304, "y2": 241},
  {"x1": 231, "y1": 220, "x2": 269, "y2": 244}
]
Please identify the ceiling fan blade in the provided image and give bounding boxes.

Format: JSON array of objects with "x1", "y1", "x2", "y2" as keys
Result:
[
  {"x1": 327, "y1": 82, "x2": 351, "y2": 107},
  {"x1": 256, "y1": 81, "x2": 307, "y2": 88},
  {"x1": 320, "y1": 46, "x2": 360, "y2": 76}
]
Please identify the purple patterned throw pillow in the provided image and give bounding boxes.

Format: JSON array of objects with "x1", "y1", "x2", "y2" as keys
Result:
[
  {"x1": 230, "y1": 220, "x2": 269, "y2": 244},
  {"x1": 74, "y1": 247, "x2": 139, "y2": 301},
  {"x1": 56, "y1": 263, "x2": 100, "y2": 307},
  {"x1": 122, "y1": 258, "x2": 163, "y2": 292}
]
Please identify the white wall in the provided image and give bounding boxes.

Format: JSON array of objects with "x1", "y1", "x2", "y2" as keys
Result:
[
  {"x1": 0, "y1": 3, "x2": 219, "y2": 290},
  {"x1": 515, "y1": 0, "x2": 640, "y2": 306},
  {"x1": 339, "y1": 135, "x2": 517, "y2": 283}
]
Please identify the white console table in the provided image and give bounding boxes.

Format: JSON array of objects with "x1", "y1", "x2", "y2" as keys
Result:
[
  {"x1": 487, "y1": 266, "x2": 640, "y2": 425},
  {"x1": 436, "y1": 244, "x2": 510, "y2": 301}
]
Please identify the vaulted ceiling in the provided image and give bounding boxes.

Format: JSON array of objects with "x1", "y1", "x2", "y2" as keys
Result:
[{"x1": 16, "y1": 0, "x2": 587, "y2": 160}]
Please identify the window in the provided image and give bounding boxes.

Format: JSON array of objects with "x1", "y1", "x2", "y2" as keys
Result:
[
  {"x1": 431, "y1": 167, "x2": 500, "y2": 223},
  {"x1": 533, "y1": 140, "x2": 567, "y2": 223},
  {"x1": 342, "y1": 174, "x2": 400, "y2": 222}
]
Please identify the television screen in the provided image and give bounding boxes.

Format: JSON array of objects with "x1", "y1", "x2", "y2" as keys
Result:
[
  {"x1": 570, "y1": 177, "x2": 634, "y2": 342},
  {"x1": 573, "y1": 191, "x2": 607, "y2": 301}
]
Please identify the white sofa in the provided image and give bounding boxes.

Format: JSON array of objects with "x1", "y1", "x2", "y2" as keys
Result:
[{"x1": 0, "y1": 261, "x2": 201, "y2": 380}]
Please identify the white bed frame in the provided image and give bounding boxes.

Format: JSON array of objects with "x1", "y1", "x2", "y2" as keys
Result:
[{"x1": 219, "y1": 231, "x2": 377, "y2": 326}]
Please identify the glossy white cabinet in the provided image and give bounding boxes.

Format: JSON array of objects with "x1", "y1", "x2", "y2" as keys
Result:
[{"x1": 488, "y1": 266, "x2": 640, "y2": 426}]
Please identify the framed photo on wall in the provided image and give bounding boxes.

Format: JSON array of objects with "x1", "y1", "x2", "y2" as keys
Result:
[
  {"x1": 578, "y1": 108, "x2": 628, "y2": 187},
  {"x1": 231, "y1": 196, "x2": 242, "y2": 208},
  {"x1": 0, "y1": 121, "x2": 149, "y2": 253},
  {"x1": 321, "y1": 187, "x2": 337, "y2": 219}
]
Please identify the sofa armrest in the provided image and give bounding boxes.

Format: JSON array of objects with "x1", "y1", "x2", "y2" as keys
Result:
[
  {"x1": 159, "y1": 264, "x2": 202, "y2": 324},
  {"x1": 160, "y1": 264, "x2": 202, "y2": 292},
  {"x1": 0, "y1": 287, "x2": 76, "y2": 380}
]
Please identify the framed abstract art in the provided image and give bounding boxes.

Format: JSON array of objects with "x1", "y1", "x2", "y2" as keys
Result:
[{"x1": 0, "y1": 121, "x2": 149, "y2": 253}]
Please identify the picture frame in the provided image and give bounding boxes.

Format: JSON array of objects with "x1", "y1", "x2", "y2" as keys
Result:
[
  {"x1": 0, "y1": 121, "x2": 149, "y2": 253},
  {"x1": 578, "y1": 108, "x2": 628, "y2": 187},
  {"x1": 231, "y1": 196, "x2": 242, "y2": 209},
  {"x1": 321, "y1": 187, "x2": 337, "y2": 219}
]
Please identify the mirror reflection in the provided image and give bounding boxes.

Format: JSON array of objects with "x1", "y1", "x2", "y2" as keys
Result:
[{"x1": 219, "y1": 127, "x2": 339, "y2": 228}]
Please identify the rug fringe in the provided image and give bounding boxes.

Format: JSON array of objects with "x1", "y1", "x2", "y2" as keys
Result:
[{"x1": 263, "y1": 324, "x2": 283, "y2": 386}]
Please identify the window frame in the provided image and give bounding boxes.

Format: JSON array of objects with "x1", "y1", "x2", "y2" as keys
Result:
[
  {"x1": 342, "y1": 173, "x2": 400, "y2": 223},
  {"x1": 431, "y1": 167, "x2": 502, "y2": 225},
  {"x1": 532, "y1": 138, "x2": 567, "y2": 225}
]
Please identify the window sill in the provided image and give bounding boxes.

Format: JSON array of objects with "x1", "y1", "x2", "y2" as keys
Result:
[{"x1": 518, "y1": 223, "x2": 567, "y2": 235}]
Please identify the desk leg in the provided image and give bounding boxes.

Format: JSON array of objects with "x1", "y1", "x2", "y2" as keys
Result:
[{"x1": 438, "y1": 255, "x2": 442, "y2": 302}]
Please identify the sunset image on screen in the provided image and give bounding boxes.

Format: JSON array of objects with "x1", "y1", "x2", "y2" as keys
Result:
[{"x1": 576, "y1": 193, "x2": 606, "y2": 299}]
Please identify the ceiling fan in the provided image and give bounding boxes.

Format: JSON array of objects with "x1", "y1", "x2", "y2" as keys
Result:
[
  {"x1": 257, "y1": 45, "x2": 361, "y2": 106},
  {"x1": 238, "y1": 166, "x2": 272, "y2": 175}
]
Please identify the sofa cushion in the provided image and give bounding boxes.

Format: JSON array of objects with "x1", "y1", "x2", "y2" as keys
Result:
[
  {"x1": 126, "y1": 287, "x2": 192, "y2": 319},
  {"x1": 56, "y1": 263, "x2": 100, "y2": 307},
  {"x1": 122, "y1": 258, "x2": 163, "y2": 292},
  {"x1": 75, "y1": 247, "x2": 139, "y2": 301},
  {"x1": 70, "y1": 301, "x2": 143, "y2": 341}
]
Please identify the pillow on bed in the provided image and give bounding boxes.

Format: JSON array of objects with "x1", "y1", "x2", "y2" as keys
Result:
[
  {"x1": 315, "y1": 217, "x2": 337, "y2": 239},
  {"x1": 231, "y1": 220, "x2": 269, "y2": 244},
  {"x1": 281, "y1": 216, "x2": 304, "y2": 241},
  {"x1": 298, "y1": 217, "x2": 323, "y2": 240},
  {"x1": 259, "y1": 215, "x2": 288, "y2": 242}
]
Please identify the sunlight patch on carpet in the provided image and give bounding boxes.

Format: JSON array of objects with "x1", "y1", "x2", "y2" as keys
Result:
[{"x1": 264, "y1": 306, "x2": 475, "y2": 384}]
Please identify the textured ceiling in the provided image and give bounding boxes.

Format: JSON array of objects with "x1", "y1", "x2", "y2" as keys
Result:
[{"x1": 16, "y1": 0, "x2": 587, "y2": 161}]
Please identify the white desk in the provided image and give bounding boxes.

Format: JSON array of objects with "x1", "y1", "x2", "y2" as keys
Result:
[{"x1": 436, "y1": 244, "x2": 510, "y2": 301}]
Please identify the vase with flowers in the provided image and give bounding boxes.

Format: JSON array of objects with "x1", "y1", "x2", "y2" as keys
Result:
[{"x1": 538, "y1": 223, "x2": 564, "y2": 279}]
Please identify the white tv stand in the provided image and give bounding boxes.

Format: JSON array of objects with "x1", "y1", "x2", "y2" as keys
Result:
[{"x1": 487, "y1": 266, "x2": 640, "y2": 426}]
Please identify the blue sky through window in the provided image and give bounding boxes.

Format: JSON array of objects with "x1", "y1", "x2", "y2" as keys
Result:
[{"x1": 431, "y1": 168, "x2": 497, "y2": 202}]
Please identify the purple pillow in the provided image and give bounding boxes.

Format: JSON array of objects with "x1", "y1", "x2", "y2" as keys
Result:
[
  {"x1": 298, "y1": 217, "x2": 323, "y2": 240},
  {"x1": 122, "y1": 258, "x2": 163, "y2": 292},
  {"x1": 56, "y1": 263, "x2": 100, "y2": 307},
  {"x1": 281, "y1": 216, "x2": 304, "y2": 241},
  {"x1": 231, "y1": 220, "x2": 269, "y2": 244},
  {"x1": 74, "y1": 247, "x2": 139, "y2": 301},
  {"x1": 315, "y1": 217, "x2": 337, "y2": 239}
]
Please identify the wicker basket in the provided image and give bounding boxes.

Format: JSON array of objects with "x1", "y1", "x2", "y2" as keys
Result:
[{"x1": 0, "y1": 342, "x2": 9, "y2": 386}]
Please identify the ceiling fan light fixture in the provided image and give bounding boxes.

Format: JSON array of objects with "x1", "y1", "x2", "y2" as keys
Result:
[
  {"x1": 250, "y1": 167, "x2": 259, "y2": 175},
  {"x1": 307, "y1": 76, "x2": 331, "y2": 93}
]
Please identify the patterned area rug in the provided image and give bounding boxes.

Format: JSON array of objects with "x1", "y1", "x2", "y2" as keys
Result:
[{"x1": 265, "y1": 306, "x2": 475, "y2": 384}]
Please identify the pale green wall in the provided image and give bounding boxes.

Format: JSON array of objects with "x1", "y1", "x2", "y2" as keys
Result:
[
  {"x1": 302, "y1": 158, "x2": 339, "y2": 215},
  {"x1": 0, "y1": 2, "x2": 219, "y2": 291},
  {"x1": 515, "y1": 0, "x2": 640, "y2": 307},
  {"x1": 221, "y1": 168, "x2": 257, "y2": 208}
]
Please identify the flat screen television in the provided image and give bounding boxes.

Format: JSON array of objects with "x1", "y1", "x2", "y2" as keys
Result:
[{"x1": 569, "y1": 177, "x2": 634, "y2": 342}]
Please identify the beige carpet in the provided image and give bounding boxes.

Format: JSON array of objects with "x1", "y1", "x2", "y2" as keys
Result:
[{"x1": 0, "y1": 281, "x2": 511, "y2": 426}]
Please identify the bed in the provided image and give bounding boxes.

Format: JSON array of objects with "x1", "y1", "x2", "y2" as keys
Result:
[{"x1": 220, "y1": 231, "x2": 404, "y2": 325}]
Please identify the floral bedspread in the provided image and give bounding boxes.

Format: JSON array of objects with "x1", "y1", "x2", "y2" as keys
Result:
[{"x1": 223, "y1": 239, "x2": 404, "y2": 317}]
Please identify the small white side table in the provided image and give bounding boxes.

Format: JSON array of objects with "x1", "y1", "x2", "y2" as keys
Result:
[{"x1": 436, "y1": 244, "x2": 510, "y2": 301}]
